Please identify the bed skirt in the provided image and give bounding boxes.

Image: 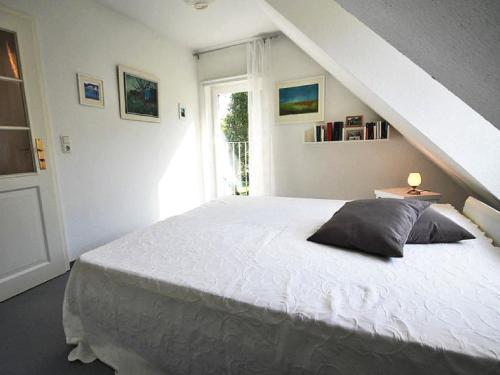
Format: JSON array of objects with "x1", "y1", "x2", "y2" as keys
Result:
[{"x1": 64, "y1": 261, "x2": 499, "y2": 375}]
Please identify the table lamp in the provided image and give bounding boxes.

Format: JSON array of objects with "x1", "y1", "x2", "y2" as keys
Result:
[{"x1": 407, "y1": 172, "x2": 422, "y2": 195}]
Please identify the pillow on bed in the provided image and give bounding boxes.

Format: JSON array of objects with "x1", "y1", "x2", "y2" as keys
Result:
[
  {"x1": 407, "y1": 207, "x2": 475, "y2": 244},
  {"x1": 307, "y1": 198, "x2": 430, "y2": 257}
]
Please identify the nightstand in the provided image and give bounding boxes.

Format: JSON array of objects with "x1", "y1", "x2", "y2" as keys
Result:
[{"x1": 374, "y1": 188, "x2": 441, "y2": 203}]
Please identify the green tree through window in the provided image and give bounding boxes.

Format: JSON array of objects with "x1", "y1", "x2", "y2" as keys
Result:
[
  {"x1": 221, "y1": 92, "x2": 248, "y2": 142},
  {"x1": 221, "y1": 92, "x2": 249, "y2": 195}
]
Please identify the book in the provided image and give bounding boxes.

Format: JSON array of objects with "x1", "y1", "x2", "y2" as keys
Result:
[
  {"x1": 365, "y1": 122, "x2": 374, "y2": 140},
  {"x1": 381, "y1": 121, "x2": 388, "y2": 139},
  {"x1": 315, "y1": 125, "x2": 321, "y2": 142},
  {"x1": 326, "y1": 122, "x2": 333, "y2": 142},
  {"x1": 333, "y1": 121, "x2": 344, "y2": 141}
]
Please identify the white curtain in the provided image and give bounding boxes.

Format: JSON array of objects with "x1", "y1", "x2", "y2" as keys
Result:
[{"x1": 247, "y1": 39, "x2": 274, "y2": 196}]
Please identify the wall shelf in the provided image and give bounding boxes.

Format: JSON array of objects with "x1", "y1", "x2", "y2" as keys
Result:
[
  {"x1": 304, "y1": 139, "x2": 390, "y2": 144},
  {"x1": 304, "y1": 122, "x2": 390, "y2": 143}
]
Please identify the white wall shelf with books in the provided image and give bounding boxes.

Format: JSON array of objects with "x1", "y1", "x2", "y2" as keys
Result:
[
  {"x1": 304, "y1": 119, "x2": 390, "y2": 143},
  {"x1": 303, "y1": 139, "x2": 390, "y2": 144}
]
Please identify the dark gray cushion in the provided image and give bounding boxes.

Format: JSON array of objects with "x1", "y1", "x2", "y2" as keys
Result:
[
  {"x1": 308, "y1": 199, "x2": 430, "y2": 257},
  {"x1": 407, "y1": 207, "x2": 475, "y2": 243}
]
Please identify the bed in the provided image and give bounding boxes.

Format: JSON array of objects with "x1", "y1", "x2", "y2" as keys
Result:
[{"x1": 63, "y1": 196, "x2": 500, "y2": 375}]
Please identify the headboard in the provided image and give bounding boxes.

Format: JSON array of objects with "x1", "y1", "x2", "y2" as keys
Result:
[{"x1": 463, "y1": 196, "x2": 500, "y2": 247}]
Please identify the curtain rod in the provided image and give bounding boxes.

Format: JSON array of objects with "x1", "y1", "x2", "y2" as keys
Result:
[{"x1": 193, "y1": 32, "x2": 281, "y2": 59}]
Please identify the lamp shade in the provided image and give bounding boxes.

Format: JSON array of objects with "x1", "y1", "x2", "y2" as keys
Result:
[{"x1": 407, "y1": 173, "x2": 422, "y2": 187}]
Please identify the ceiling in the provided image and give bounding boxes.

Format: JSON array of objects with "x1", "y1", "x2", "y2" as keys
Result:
[
  {"x1": 334, "y1": 0, "x2": 500, "y2": 131},
  {"x1": 96, "y1": 0, "x2": 278, "y2": 50}
]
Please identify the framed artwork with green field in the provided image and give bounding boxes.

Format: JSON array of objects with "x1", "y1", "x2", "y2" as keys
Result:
[
  {"x1": 118, "y1": 65, "x2": 160, "y2": 123},
  {"x1": 276, "y1": 76, "x2": 324, "y2": 124}
]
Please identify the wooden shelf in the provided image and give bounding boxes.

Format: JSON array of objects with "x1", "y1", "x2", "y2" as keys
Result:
[{"x1": 374, "y1": 188, "x2": 441, "y2": 203}]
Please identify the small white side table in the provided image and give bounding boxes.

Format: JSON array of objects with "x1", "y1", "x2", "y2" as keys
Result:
[{"x1": 374, "y1": 187, "x2": 441, "y2": 203}]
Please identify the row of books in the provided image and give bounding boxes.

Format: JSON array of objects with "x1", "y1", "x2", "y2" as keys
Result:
[
  {"x1": 314, "y1": 122, "x2": 344, "y2": 142},
  {"x1": 312, "y1": 121, "x2": 390, "y2": 142},
  {"x1": 365, "y1": 121, "x2": 390, "y2": 140}
]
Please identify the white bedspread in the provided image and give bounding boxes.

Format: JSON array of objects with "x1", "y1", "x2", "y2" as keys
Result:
[{"x1": 63, "y1": 196, "x2": 500, "y2": 374}]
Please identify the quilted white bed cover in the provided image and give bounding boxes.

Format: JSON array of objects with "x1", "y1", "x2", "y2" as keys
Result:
[{"x1": 64, "y1": 196, "x2": 500, "y2": 375}]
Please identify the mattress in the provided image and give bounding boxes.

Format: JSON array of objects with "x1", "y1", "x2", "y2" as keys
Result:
[{"x1": 63, "y1": 196, "x2": 500, "y2": 375}]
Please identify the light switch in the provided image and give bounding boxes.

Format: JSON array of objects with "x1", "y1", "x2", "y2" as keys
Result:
[{"x1": 60, "y1": 136, "x2": 71, "y2": 153}]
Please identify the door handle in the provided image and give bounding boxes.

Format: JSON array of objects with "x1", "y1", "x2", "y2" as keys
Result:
[{"x1": 35, "y1": 138, "x2": 47, "y2": 170}]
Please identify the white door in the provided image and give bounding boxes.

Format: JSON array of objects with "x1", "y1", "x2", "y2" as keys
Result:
[{"x1": 0, "y1": 7, "x2": 68, "y2": 301}]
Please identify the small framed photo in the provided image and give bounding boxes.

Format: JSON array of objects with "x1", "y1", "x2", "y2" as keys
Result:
[
  {"x1": 345, "y1": 115, "x2": 363, "y2": 127},
  {"x1": 118, "y1": 65, "x2": 160, "y2": 123},
  {"x1": 77, "y1": 73, "x2": 104, "y2": 108},
  {"x1": 345, "y1": 128, "x2": 364, "y2": 141},
  {"x1": 178, "y1": 103, "x2": 187, "y2": 120}
]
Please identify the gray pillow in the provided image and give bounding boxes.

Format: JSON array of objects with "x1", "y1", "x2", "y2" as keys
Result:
[
  {"x1": 308, "y1": 199, "x2": 430, "y2": 257},
  {"x1": 407, "y1": 207, "x2": 475, "y2": 243}
]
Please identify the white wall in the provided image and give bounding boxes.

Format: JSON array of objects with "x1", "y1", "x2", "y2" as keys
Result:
[
  {"x1": 1, "y1": 0, "x2": 204, "y2": 260},
  {"x1": 197, "y1": 37, "x2": 468, "y2": 208},
  {"x1": 197, "y1": 43, "x2": 247, "y2": 82}
]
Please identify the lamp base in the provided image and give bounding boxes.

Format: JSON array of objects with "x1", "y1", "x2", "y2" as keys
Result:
[{"x1": 407, "y1": 187, "x2": 421, "y2": 195}]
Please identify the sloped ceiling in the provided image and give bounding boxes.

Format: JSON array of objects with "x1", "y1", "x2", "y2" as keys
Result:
[
  {"x1": 334, "y1": 0, "x2": 500, "y2": 131},
  {"x1": 259, "y1": 0, "x2": 500, "y2": 208}
]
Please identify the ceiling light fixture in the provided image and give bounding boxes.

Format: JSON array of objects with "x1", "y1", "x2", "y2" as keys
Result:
[{"x1": 184, "y1": 0, "x2": 214, "y2": 10}]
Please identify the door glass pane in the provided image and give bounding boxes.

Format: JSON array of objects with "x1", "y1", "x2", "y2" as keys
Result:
[
  {"x1": 0, "y1": 130, "x2": 35, "y2": 174},
  {"x1": 0, "y1": 80, "x2": 28, "y2": 127},
  {"x1": 0, "y1": 29, "x2": 21, "y2": 79},
  {"x1": 215, "y1": 91, "x2": 249, "y2": 196}
]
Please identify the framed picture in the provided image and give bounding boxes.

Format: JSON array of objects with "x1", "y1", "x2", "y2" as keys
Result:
[
  {"x1": 117, "y1": 65, "x2": 160, "y2": 123},
  {"x1": 345, "y1": 128, "x2": 364, "y2": 141},
  {"x1": 276, "y1": 76, "x2": 324, "y2": 124},
  {"x1": 77, "y1": 73, "x2": 104, "y2": 108},
  {"x1": 346, "y1": 115, "x2": 363, "y2": 127},
  {"x1": 178, "y1": 103, "x2": 187, "y2": 120}
]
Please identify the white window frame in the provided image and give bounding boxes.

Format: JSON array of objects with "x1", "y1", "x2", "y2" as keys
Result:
[{"x1": 201, "y1": 75, "x2": 248, "y2": 200}]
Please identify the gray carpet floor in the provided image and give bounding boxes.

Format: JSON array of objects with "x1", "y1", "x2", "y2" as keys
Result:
[{"x1": 0, "y1": 272, "x2": 114, "y2": 375}]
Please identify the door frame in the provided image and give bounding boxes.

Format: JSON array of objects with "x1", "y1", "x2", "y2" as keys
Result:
[{"x1": 201, "y1": 75, "x2": 248, "y2": 200}]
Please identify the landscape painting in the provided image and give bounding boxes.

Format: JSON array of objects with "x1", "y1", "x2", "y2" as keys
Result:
[
  {"x1": 279, "y1": 83, "x2": 318, "y2": 116},
  {"x1": 276, "y1": 76, "x2": 324, "y2": 123},
  {"x1": 124, "y1": 73, "x2": 158, "y2": 117},
  {"x1": 118, "y1": 65, "x2": 160, "y2": 123}
]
